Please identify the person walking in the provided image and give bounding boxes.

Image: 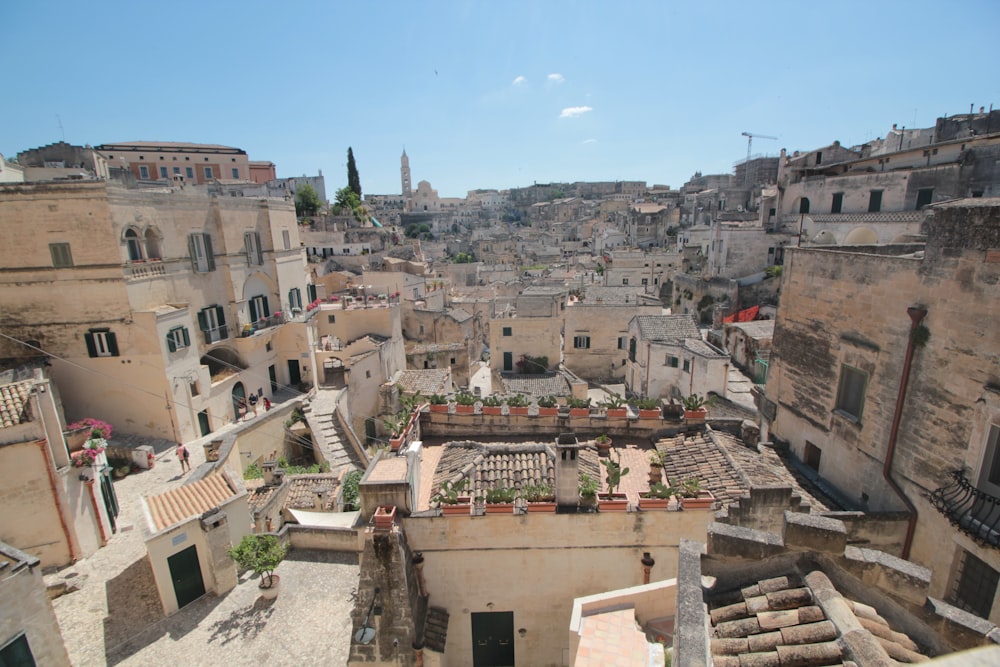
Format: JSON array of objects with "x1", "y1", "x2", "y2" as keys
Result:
[
  {"x1": 248, "y1": 392, "x2": 259, "y2": 417},
  {"x1": 177, "y1": 443, "x2": 191, "y2": 473}
]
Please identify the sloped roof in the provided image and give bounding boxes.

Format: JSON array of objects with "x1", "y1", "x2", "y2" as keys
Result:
[
  {"x1": 96, "y1": 141, "x2": 243, "y2": 152},
  {"x1": 145, "y1": 472, "x2": 238, "y2": 532},
  {"x1": 449, "y1": 308, "x2": 473, "y2": 323},
  {"x1": 579, "y1": 286, "x2": 656, "y2": 305},
  {"x1": 0, "y1": 380, "x2": 33, "y2": 428},
  {"x1": 497, "y1": 372, "x2": 571, "y2": 398},
  {"x1": 634, "y1": 314, "x2": 702, "y2": 342},
  {"x1": 285, "y1": 474, "x2": 339, "y2": 511},
  {"x1": 397, "y1": 369, "x2": 451, "y2": 396}
]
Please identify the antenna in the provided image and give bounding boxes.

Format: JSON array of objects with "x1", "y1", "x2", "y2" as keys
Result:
[
  {"x1": 56, "y1": 114, "x2": 65, "y2": 142},
  {"x1": 740, "y1": 132, "x2": 778, "y2": 186}
]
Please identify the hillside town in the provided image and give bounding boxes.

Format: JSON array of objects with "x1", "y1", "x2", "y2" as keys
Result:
[{"x1": 1, "y1": 106, "x2": 1000, "y2": 666}]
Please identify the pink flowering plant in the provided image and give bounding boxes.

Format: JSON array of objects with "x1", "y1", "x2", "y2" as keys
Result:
[
  {"x1": 73, "y1": 439, "x2": 106, "y2": 468},
  {"x1": 67, "y1": 418, "x2": 113, "y2": 440}
]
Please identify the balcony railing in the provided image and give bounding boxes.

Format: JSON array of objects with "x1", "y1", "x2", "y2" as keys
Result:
[
  {"x1": 202, "y1": 325, "x2": 229, "y2": 345},
  {"x1": 241, "y1": 313, "x2": 284, "y2": 337},
  {"x1": 929, "y1": 470, "x2": 1000, "y2": 548}
]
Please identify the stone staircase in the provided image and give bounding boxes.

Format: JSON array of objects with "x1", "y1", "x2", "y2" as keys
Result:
[{"x1": 304, "y1": 388, "x2": 367, "y2": 475}]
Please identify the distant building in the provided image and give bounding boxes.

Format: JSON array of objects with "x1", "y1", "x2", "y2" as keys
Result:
[
  {"x1": 625, "y1": 314, "x2": 729, "y2": 400},
  {"x1": 94, "y1": 141, "x2": 251, "y2": 184}
]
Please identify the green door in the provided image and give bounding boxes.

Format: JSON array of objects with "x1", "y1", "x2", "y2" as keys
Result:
[
  {"x1": 503, "y1": 352, "x2": 513, "y2": 372},
  {"x1": 197, "y1": 410, "x2": 211, "y2": 437},
  {"x1": 471, "y1": 611, "x2": 514, "y2": 667},
  {"x1": 167, "y1": 545, "x2": 205, "y2": 609},
  {"x1": 288, "y1": 360, "x2": 301, "y2": 386}
]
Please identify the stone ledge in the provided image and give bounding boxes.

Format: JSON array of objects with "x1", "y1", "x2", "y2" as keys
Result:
[
  {"x1": 708, "y1": 522, "x2": 785, "y2": 560},
  {"x1": 924, "y1": 597, "x2": 1000, "y2": 648},
  {"x1": 783, "y1": 511, "x2": 847, "y2": 554},
  {"x1": 841, "y1": 546, "x2": 930, "y2": 606}
]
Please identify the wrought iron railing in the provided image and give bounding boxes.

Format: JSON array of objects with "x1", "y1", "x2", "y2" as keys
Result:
[{"x1": 929, "y1": 470, "x2": 1000, "y2": 548}]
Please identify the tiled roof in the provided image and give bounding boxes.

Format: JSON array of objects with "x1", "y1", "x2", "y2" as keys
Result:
[
  {"x1": 0, "y1": 380, "x2": 33, "y2": 428},
  {"x1": 635, "y1": 314, "x2": 701, "y2": 342},
  {"x1": 397, "y1": 370, "x2": 451, "y2": 396},
  {"x1": 578, "y1": 286, "x2": 654, "y2": 305},
  {"x1": 497, "y1": 373, "x2": 571, "y2": 397},
  {"x1": 432, "y1": 441, "x2": 599, "y2": 497},
  {"x1": 681, "y1": 338, "x2": 728, "y2": 358},
  {"x1": 285, "y1": 474, "x2": 339, "y2": 511},
  {"x1": 245, "y1": 478, "x2": 280, "y2": 514},
  {"x1": 406, "y1": 342, "x2": 466, "y2": 355},
  {"x1": 449, "y1": 308, "x2": 473, "y2": 323},
  {"x1": 726, "y1": 320, "x2": 775, "y2": 340},
  {"x1": 146, "y1": 473, "x2": 237, "y2": 532},
  {"x1": 576, "y1": 608, "x2": 655, "y2": 666},
  {"x1": 708, "y1": 570, "x2": 929, "y2": 666}
]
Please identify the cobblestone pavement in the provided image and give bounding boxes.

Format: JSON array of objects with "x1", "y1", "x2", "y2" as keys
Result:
[{"x1": 48, "y1": 425, "x2": 360, "y2": 666}]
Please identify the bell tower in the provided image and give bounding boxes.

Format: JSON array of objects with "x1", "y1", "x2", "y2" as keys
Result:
[{"x1": 400, "y1": 149, "x2": 411, "y2": 199}]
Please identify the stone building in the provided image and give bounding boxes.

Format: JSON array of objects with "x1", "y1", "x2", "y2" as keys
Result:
[
  {"x1": 489, "y1": 287, "x2": 566, "y2": 374},
  {"x1": 0, "y1": 179, "x2": 312, "y2": 443},
  {"x1": 0, "y1": 540, "x2": 71, "y2": 666},
  {"x1": 94, "y1": 141, "x2": 253, "y2": 184},
  {"x1": 758, "y1": 200, "x2": 1000, "y2": 623},
  {"x1": 625, "y1": 314, "x2": 729, "y2": 401}
]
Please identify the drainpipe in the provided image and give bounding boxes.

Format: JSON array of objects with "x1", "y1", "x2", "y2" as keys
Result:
[
  {"x1": 884, "y1": 306, "x2": 927, "y2": 560},
  {"x1": 641, "y1": 552, "x2": 656, "y2": 585},
  {"x1": 86, "y1": 479, "x2": 109, "y2": 545},
  {"x1": 37, "y1": 440, "x2": 78, "y2": 562}
]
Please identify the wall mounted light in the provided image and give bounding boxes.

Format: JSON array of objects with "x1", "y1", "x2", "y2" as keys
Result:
[{"x1": 518, "y1": 628, "x2": 527, "y2": 638}]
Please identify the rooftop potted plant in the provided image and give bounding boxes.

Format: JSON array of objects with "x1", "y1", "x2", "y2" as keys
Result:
[
  {"x1": 454, "y1": 391, "x2": 477, "y2": 414},
  {"x1": 682, "y1": 394, "x2": 711, "y2": 421},
  {"x1": 536, "y1": 395, "x2": 559, "y2": 416},
  {"x1": 429, "y1": 393, "x2": 450, "y2": 413},
  {"x1": 373, "y1": 504, "x2": 397, "y2": 530},
  {"x1": 636, "y1": 397, "x2": 662, "y2": 420},
  {"x1": 523, "y1": 483, "x2": 556, "y2": 512},
  {"x1": 567, "y1": 396, "x2": 592, "y2": 417},
  {"x1": 484, "y1": 486, "x2": 518, "y2": 514},
  {"x1": 506, "y1": 393, "x2": 530, "y2": 415},
  {"x1": 594, "y1": 433, "x2": 612, "y2": 454},
  {"x1": 600, "y1": 393, "x2": 628, "y2": 419},
  {"x1": 382, "y1": 411, "x2": 409, "y2": 450},
  {"x1": 228, "y1": 534, "x2": 287, "y2": 599},
  {"x1": 432, "y1": 479, "x2": 472, "y2": 515},
  {"x1": 482, "y1": 395, "x2": 503, "y2": 416},
  {"x1": 648, "y1": 450, "x2": 666, "y2": 484},
  {"x1": 675, "y1": 477, "x2": 715, "y2": 510},
  {"x1": 599, "y1": 451, "x2": 630, "y2": 511},
  {"x1": 579, "y1": 474, "x2": 599, "y2": 509},
  {"x1": 639, "y1": 482, "x2": 675, "y2": 510}
]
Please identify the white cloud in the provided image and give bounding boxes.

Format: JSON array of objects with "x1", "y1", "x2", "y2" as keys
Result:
[
  {"x1": 512, "y1": 75, "x2": 526, "y2": 86},
  {"x1": 547, "y1": 73, "x2": 565, "y2": 84},
  {"x1": 559, "y1": 106, "x2": 593, "y2": 119},
  {"x1": 582, "y1": 138, "x2": 597, "y2": 144}
]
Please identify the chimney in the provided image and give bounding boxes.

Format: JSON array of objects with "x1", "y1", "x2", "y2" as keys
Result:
[
  {"x1": 313, "y1": 490, "x2": 328, "y2": 510},
  {"x1": 262, "y1": 461, "x2": 276, "y2": 485},
  {"x1": 555, "y1": 433, "x2": 582, "y2": 508}
]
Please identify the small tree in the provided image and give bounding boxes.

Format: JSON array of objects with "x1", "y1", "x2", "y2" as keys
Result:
[
  {"x1": 295, "y1": 183, "x2": 321, "y2": 217},
  {"x1": 347, "y1": 147, "x2": 362, "y2": 198},
  {"x1": 601, "y1": 450, "x2": 630, "y2": 494},
  {"x1": 228, "y1": 534, "x2": 287, "y2": 588}
]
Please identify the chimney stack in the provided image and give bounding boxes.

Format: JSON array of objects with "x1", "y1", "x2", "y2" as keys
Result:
[
  {"x1": 262, "y1": 461, "x2": 276, "y2": 485},
  {"x1": 555, "y1": 433, "x2": 582, "y2": 508}
]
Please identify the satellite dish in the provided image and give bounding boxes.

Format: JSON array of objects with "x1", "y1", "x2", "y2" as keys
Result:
[{"x1": 355, "y1": 626, "x2": 376, "y2": 644}]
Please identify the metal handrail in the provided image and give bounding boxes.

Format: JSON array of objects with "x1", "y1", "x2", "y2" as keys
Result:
[{"x1": 929, "y1": 470, "x2": 1000, "y2": 548}]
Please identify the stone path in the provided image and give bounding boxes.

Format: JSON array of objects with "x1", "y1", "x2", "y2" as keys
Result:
[{"x1": 48, "y1": 418, "x2": 360, "y2": 666}]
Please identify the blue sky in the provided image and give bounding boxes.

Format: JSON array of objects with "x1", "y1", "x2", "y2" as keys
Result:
[{"x1": 2, "y1": 1, "x2": 998, "y2": 197}]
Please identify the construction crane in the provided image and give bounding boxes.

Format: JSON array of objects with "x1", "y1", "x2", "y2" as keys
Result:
[{"x1": 741, "y1": 132, "x2": 778, "y2": 186}]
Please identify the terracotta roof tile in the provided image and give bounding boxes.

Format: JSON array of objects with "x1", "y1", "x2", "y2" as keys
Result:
[
  {"x1": 285, "y1": 474, "x2": 339, "y2": 511},
  {"x1": 497, "y1": 372, "x2": 571, "y2": 398},
  {"x1": 397, "y1": 370, "x2": 451, "y2": 396},
  {"x1": 146, "y1": 473, "x2": 237, "y2": 532},
  {"x1": 0, "y1": 380, "x2": 33, "y2": 429}
]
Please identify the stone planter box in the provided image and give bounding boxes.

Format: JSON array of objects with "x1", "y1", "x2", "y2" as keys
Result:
[
  {"x1": 679, "y1": 490, "x2": 715, "y2": 510},
  {"x1": 373, "y1": 505, "x2": 396, "y2": 530},
  {"x1": 598, "y1": 493, "x2": 629, "y2": 512}
]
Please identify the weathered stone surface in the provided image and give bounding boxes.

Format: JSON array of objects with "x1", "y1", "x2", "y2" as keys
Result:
[
  {"x1": 756, "y1": 609, "x2": 801, "y2": 631},
  {"x1": 779, "y1": 620, "x2": 838, "y2": 646},
  {"x1": 712, "y1": 601, "x2": 749, "y2": 624},
  {"x1": 782, "y1": 511, "x2": 847, "y2": 554},
  {"x1": 774, "y1": 641, "x2": 842, "y2": 666},
  {"x1": 746, "y1": 630, "x2": 782, "y2": 652},
  {"x1": 710, "y1": 637, "x2": 749, "y2": 655},
  {"x1": 708, "y1": 522, "x2": 784, "y2": 560},
  {"x1": 715, "y1": 616, "x2": 762, "y2": 638}
]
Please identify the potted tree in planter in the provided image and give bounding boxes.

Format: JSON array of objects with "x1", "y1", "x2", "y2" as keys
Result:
[
  {"x1": 506, "y1": 394, "x2": 530, "y2": 415},
  {"x1": 600, "y1": 393, "x2": 629, "y2": 419},
  {"x1": 432, "y1": 479, "x2": 472, "y2": 515},
  {"x1": 675, "y1": 477, "x2": 715, "y2": 510},
  {"x1": 599, "y1": 451, "x2": 630, "y2": 511},
  {"x1": 429, "y1": 393, "x2": 450, "y2": 413},
  {"x1": 648, "y1": 450, "x2": 666, "y2": 484},
  {"x1": 523, "y1": 484, "x2": 556, "y2": 512},
  {"x1": 636, "y1": 397, "x2": 662, "y2": 420},
  {"x1": 454, "y1": 392, "x2": 477, "y2": 414},
  {"x1": 594, "y1": 433, "x2": 612, "y2": 455},
  {"x1": 536, "y1": 395, "x2": 559, "y2": 416},
  {"x1": 579, "y1": 474, "x2": 599, "y2": 510},
  {"x1": 482, "y1": 395, "x2": 503, "y2": 416},
  {"x1": 567, "y1": 396, "x2": 592, "y2": 417},
  {"x1": 484, "y1": 486, "x2": 518, "y2": 514},
  {"x1": 682, "y1": 394, "x2": 710, "y2": 421},
  {"x1": 228, "y1": 534, "x2": 287, "y2": 600},
  {"x1": 638, "y1": 482, "x2": 674, "y2": 510},
  {"x1": 383, "y1": 412, "x2": 408, "y2": 450}
]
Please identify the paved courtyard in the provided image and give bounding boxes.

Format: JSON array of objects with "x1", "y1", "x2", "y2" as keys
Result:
[{"x1": 48, "y1": 423, "x2": 360, "y2": 666}]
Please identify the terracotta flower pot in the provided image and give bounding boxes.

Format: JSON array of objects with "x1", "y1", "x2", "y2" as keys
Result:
[
  {"x1": 679, "y1": 490, "x2": 715, "y2": 510},
  {"x1": 483, "y1": 406, "x2": 503, "y2": 416},
  {"x1": 485, "y1": 503, "x2": 515, "y2": 514},
  {"x1": 259, "y1": 574, "x2": 280, "y2": 600},
  {"x1": 537, "y1": 407, "x2": 559, "y2": 417},
  {"x1": 429, "y1": 403, "x2": 449, "y2": 413},
  {"x1": 440, "y1": 498, "x2": 472, "y2": 515},
  {"x1": 598, "y1": 493, "x2": 629, "y2": 512},
  {"x1": 684, "y1": 407, "x2": 708, "y2": 421},
  {"x1": 373, "y1": 505, "x2": 396, "y2": 530},
  {"x1": 638, "y1": 495, "x2": 672, "y2": 510},
  {"x1": 639, "y1": 409, "x2": 662, "y2": 420},
  {"x1": 508, "y1": 407, "x2": 529, "y2": 416},
  {"x1": 455, "y1": 404, "x2": 475, "y2": 415},
  {"x1": 605, "y1": 408, "x2": 628, "y2": 419},
  {"x1": 526, "y1": 501, "x2": 557, "y2": 513},
  {"x1": 569, "y1": 408, "x2": 591, "y2": 417}
]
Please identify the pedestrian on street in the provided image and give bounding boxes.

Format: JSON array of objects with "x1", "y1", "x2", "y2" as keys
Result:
[
  {"x1": 263, "y1": 396, "x2": 272, "y2": 411},
  {"x1": 238, "y1": 398, "x2": 248, "y2": 421},
  {"x1": 248, "y1": 392, "x2": 259, "y2": 417},
  {"x1": 177, "y1": 443, "x2": 191, "y2": 473}
]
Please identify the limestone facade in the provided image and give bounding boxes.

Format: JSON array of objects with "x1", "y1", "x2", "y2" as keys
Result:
[
  {"x1": 0, "y1": 541, "x2": 71, "y2": 666},
  {"x1": 94, "y1": 141, "x2": 251, "y2": 184}
]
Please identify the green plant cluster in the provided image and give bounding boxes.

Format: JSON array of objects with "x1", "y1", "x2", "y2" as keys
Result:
[
  {"x1": 342, "y1": 470, "x2": 362, "y2": 510},
  {"x1": 431, "y1": 479, "x2": 470, "y2": 505},
  {"x1": 227, "y1": 534, "x2": 287, "y2": 586},
  {"x1": 244, "y1": 462, "x2": 263, "y2": 480},
  {"x1": 567, "y1": 396, "x2": 591, "y2": 409},
  {"x1": 506, "y1": 394, "x2": 529, "y2": 407},
  {"x1": 537, "y1": 395, "x2": 558, "y2": 408}
]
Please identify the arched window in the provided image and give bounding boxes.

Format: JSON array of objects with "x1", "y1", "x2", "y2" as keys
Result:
[
  {"x1": 799, "y1": 197, "x2": 811, "y2": 214},
  {"x1": 124, "y1": 229, "x2": 143, "y2": 261},
  {"x1": 144, "y1": 228, "x2": 161, "y2": 260}
]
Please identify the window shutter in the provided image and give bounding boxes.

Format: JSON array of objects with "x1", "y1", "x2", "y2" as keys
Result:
[
  {"x1": 188, "y1": 234, "x2": 198, "y2": 271},
  {"x1": 204, "y1": 234, "x2": 216, "y2": 271},
  {"x1": 198, "y1": 309, "x2": 209, "y2": 331},
  {"x1": 254, "y1": 232, "x2": 263, "y2": 264},
  {"x1": 262, "y1": 297, "x2": 270, "y2": 318},
  {"x1": 107, "y1": 332, "x2": 119, "y2": 356},
  {"x1": 167, "y1": 331, "x2": 177, "y2": 353},
  {"x1": 249, "y1": 299, "x2": 259, "y2": 323},
  {"x1": 182, "y1": 327, "x2": 190, "y2": 347},
  {"x1": 84, "y1": 331, "x2": 98, "y2": 358},
  {"x1": 215, "y1": 305, "x2": 226, "y2": 326},
  {"x1": 244, "y1": 232, "x2": 253, "y2": 263}
]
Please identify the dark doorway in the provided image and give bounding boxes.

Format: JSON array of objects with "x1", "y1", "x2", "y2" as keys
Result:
[
  {"x1": 268, "y1": 365, "x2": 278, "y2": 392},
  {"x1": 198, "y1": 410, "x2": 211, "y2": 437},
  {"x1": 365, "y1": 417, "x2": 377, "y2": 448},
  {"x1": 916, "y1": 188, "x2": 934, "y2": 210},
  {"x1": 804, "y1": 441, "x2": 822, "y2": 472},
  {"x1": 503, "y1": 352, "x2": 513, "y2": 372},
  {"x1": 232, "y1": 382, "x2": 246, "y2": 421},
  {"x1": 471, "y1": 611, "x2": 515, "y2": 667},
  {"x1": 288, "y1": 360, "x2": 301, "y2": 387},
  {"x1": 167, "y1": 545, "x2": 205, "y2": 609},
  {"x1": 798, "y1": 197, "x2": 810, "y2": 214}
]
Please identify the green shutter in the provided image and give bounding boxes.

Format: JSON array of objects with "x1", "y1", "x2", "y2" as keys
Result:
[
  {"x1": 215, "y1": 305, "x2": 225, "y2": 326},
  {"x1": 198, "y1": 309, "x2": 209, "y2": 331},
  {"x1": 204, "y1": 234, "x2": 216, "y2": 271},
  {"x1": 182, "y1": 327, "x2": 190, "y2": 347},
  {"x1": 188, "y1": 234, "x2": 198, "y2": 271},
  {"x1": 84, "y1": 331, "x2": 97, "y2": 357},
  {"x1": 106, "y1": 332, "x2": 119, "y2": 356}
]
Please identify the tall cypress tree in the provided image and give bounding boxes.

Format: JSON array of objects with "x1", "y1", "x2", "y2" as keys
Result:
[{"x1": 347, "y1": 147, "x2": 362, "y2": 198}]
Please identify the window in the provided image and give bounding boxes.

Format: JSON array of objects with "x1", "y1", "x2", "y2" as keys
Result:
[
  {"x1": 139, "y1": 165, "x2": 149, "y2": 179},
  {"x1": 198, "y1": 305, "x2": 228, "y2": 343},
  {"x1": 0, "y1": 633, "x2": 35, "y2": 666},
  {"x1": 282, "y1": 229, "x2": 291, "y2": 250},
  {"x1": 307, "y1": 284, "x2": 317, "y2": 302},
  {"x1": 173, "y1": 166, "x2": 180, "y2": 175},
  {"x1": 977, "y1": 425, "x2": 1000, "y2": 497},
  {"x1": 188, "y1": 233, "x2": 215, "y2": 272},
  {"x1": 450, "y1": 357, "x2": 456, "y2": 365},
  {"x1": 573, "y1": 335, "x2": 591, "y2": 349},
  {"x1": 185, "y1": 167, "x2": 194, "y2": 178},
  {"x1": 85, "y1": 328, "x2": 119, "y2": 358},
  {"x1": 502, "y1": 327, "x2": 512, "y2": 337},
  {"x1": 804, "y1": 441, "x2": 822, "y2": 471},
  {"x1": 288, "y1": 288, "x2": 303, "y2": 312},
  {"x1": 232, "y1": 168, "x2": 240, "y2": 179},
  {"x1": 49, "y1": 242, "x2": 73, "y2": 267},
  {"x1": 834, "y1": 365, "x2": 867, "y2": 421},
  {"x1": 799, "y1": 197, "x2": 810, "y2": 214},
  {"x1": 328, "y1": 315, "x2": 336, "y2": 324},
  {"x1": 204, "y1": 167, "x2": 213, "y2": 179},
  {"x1": 831, "y1": 192, "x2": 844, "y2": 214},
  {"x1": 618, "y1": 336, "x2": 627, "y2": 350},
  {"x1": 248, "y1": 295, "x2": 270, "y2": 322},
  {"x1": 950, "y1": 549, "x2": 999, "y2": 619},
  {"x1": 682, "y1": 359, "x2": 690, "y2": 372},
  {"x1": 366, "y1": 370, "x2": 371, "y2": 379},
  {"x1": 629, "y1": 337, "x2": 637, "y2": 362},
  {"x1": 868, "y1": 190, "x2": 883, "y2": 213},
  {"x1": 916, "y1": 188, "x2": 934, "y2": 210},
  {"x1": 190, "y1": 380, "x2": 200, "y2": 396},
  {"x1": 622, "y1": 278, "x2": 629, "y2": 285},
  {"x1": 666, "y1": 356, "x2": 679, "y2": 368},
  {"x1": 244, "y1": 231, "x2": 263, "y2": 265},
  {"x1": 125, "y1": 229, "x2": 143, "y2": 261},
  {"x1": 159, "y1": 166, "x2": 168, "y2": 178},
  {"x1": 166, "y1": 326, "x2": 190, "y2": 352}
]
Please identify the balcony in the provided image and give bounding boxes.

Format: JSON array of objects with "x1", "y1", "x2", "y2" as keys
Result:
[
  {"x1": 240, "y1": 313, "x2": 285, "y2": 337},
  {"x1": 930, "y1": 470, "x2": 1000, "y2": 548},
  {"x1": 124, "y1": 259, "x2": 167, "y2": 281},
  {"x1": 202, "y1": 325, "x2": 229, "y2": 345}
]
